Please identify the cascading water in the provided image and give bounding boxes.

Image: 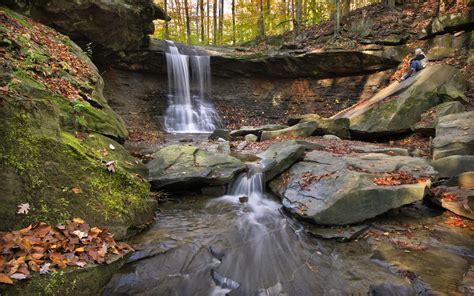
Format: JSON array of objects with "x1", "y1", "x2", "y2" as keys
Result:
[{"x1": 164, "y1": 41, "x2": 222, "y2": 133}]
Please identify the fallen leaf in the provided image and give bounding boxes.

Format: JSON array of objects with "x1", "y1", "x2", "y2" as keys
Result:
[
  {"x1": 72, "y1": 217, "x2": 85, "y2": 224},
  {"x1": 109, "y1": 144, "x2": 115, "y2": 150},
  {"x1": 105, "y1": 161, "x2": 116, "y2": 173},
  {"x1": 71, "y1": 187, "x2": 82, "y2": 194},
  {"x1": 39, "y1": 263, "x2": 51, "y2": 274},
  {"x1": 10, "y1": 273, "x2": 27, "y2": 280},
  {"x1": 17, "y1": 203, "x2": 30, "y2": 215},
  {"x1": 0, "y1": 273, "x2": 13, "y2": 285}
]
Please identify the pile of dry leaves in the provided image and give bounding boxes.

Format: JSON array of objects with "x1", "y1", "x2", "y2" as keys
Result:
[
  {"x1": 299, "y1": 171, "x2": 334, "y2": 189},
  {"x1": 373, "y1": 171, "x2": 429, "y2": 186},
  {"x1": 0, "y1": 218, "x2": 132, "y2": 285}
]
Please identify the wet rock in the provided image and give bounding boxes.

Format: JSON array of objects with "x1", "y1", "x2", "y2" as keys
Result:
[
  {"x1": 208, "y1": 246, "x2": 225, "y2": 261},
  {"x1": 306, "y1": 224, "x2": 370, "y2": 242},
  {"x1": 230, "y1": 124, "x2": 288, "y2": 138},
  {"x1": 426, "y1": 31, "x2": 473, "y2": 61},
  {"x1": 258, "y1": 141, "x2": 306, "y2": 181},
  {"x1": 433, "y1": 111, "x2": 474, "y2": 160},
  {"x1": 431, "y1": 155, "x2": 474, "y2": 179},
  {"x1": 352, "y1": 145, "x2": 409, "y2": 156},
  {"x1": 210, "y1": 269, "x2": 240, "y2": 290},
  {"x1": 368, "y1": 283, "x2": 415, "y2": 296},
  {"x1": 459, "y1": 265, "x2": 474, "y2": 295},
  {"x1": 287, "y1": 114, "x2": 350, "y2": 139},
  {"x1": 412, "y1": 101, "x2": 466, "y2": 135},
  {"x1": 147, "y1": 144, "x2": 246, "y2": 191},
  {"x1": 245, "y1": 134, "x2": 258, "y2": 142},
  {"x1": 269, "y1": 151, "x2": 436, "y2": 225},
  {"x1": 201, "y1": 186, "x2": 227, "y2": 197},
  {"x1": 239, "y1": 196, "x2": 249, "y2": 203},
  {"x1": 430, "y1": 186, "x2": 473, "y2": 220},
  {"x1": 209, "y1": 129, "x2": 231, "y2": 141},
  {"x1": 333, "y1": 65, "x2": 468, "y2": 138},
  {"x1": 260, "y1": 122, "x2": 318, "y2": 141}
]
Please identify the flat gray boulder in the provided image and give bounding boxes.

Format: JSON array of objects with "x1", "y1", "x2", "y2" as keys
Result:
[
  {"x1": 147, "y1": 144, "x2": 246, "y2": 191},
  {"x1": 433, "y1": 111, "x2": 474, "y2": 160},
  {"x1": 230, "y1": 124, "x2": 288, "y2": 138},
  {"x1": 332, "y1": 65, "x2": 467, "y2": 138},
  {"x1": 412, "y1": 101, "x2": 465, "y2": 135},
  {"x1": 269, "y1": 151, "x2": 436, "y2": 225},
  {"x1": 260, "y1": 121, "x2": 317, "y2": 141},
  {"x1": 257, "y1": 141, "x2": 306, "y2": 181},
  {"x1": 431, "y1": 155, "x2": 474, "y2": 179},
  {"x1": 430, "y1": 186, "x2": 474, "y2": 220},
  {"x1": 287, "y1": 114, "x2": 350, "y2": 139}
]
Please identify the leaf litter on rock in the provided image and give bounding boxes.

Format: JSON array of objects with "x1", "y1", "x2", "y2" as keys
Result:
[{"x1": 0, "y1": 219, "x2": 133, "y2": 285}]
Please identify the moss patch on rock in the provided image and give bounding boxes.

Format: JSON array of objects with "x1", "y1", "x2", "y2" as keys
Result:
[{"x1": 0, "y1": 8, "x2": 154, "y2": 240}]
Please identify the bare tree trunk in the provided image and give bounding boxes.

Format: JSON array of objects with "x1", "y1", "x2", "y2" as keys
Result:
[
  {"x1": 213, "y1": 0, "x2": 217, "y2": 45},
  {"x1": 295, "y1": 0, "x2": 301, "y2": 35},
  {"x1": 334, "y1": 0, "x2": 340, "y2": 36},
  {"x1": 164, "y1": 0, "x2": 169, "y2": 39},
  {"x1": 219, "y1": 0, "x2": 224, "y2": 44},
  {"x1": 184, "y1": 0, "x2": 191, "y2": 43},
  {"x1": 384, "y1": 0, "x2": 395, "y2": 8},
  {"x1": 343, "y1": 0, "x2": 350, "y2": 16},
  {"x1": 195, "y1": 1, "x2": 199, "y2": 42},
  {"x1": 207, "y1": 0, "x2": 210, "y2": 44},
  {"x1": 257, "y1": 0, "x2": 265, "y2": 39},
  {"x1": 200, "y1": 0, "x2": 205, "y2": 43},
  {"x1": 232, "y1": 0, "x2": 236, "y2": 45}
]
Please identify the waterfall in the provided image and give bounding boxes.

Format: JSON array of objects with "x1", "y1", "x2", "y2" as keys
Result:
[{"x1": 164, "y1": 41, "x2": 222, "y2": 133}]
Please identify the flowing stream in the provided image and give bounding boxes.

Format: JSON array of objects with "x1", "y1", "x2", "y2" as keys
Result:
[
  {"x1": 164, "y1": 41, "x2": 222, "y2": 133},
  {"x1": 103, "y1": 159, "x2": 473, "y2": 295}
]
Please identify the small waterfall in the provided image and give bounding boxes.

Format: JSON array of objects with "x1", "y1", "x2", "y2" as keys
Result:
[{"x1": 164, "y1": 41, "x2": 222, "y2": 133}]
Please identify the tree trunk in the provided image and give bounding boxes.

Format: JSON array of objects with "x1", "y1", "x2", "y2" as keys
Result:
[
  {"x1": 200, "y1": 0, "x2": 205, "y2": 43},
  {"x1": 257, "y1": 0, "x2": 266, "y2": 39},
  {"x1": 213, "y1": 0, "x2": 217, "y2": 45},
  {"x1": 164, "y1": 0, "x2": 169, "y2": 39},
  {"x1": 232, "y1": 0, "x2": 236, "y2": 45},
  {"x1": 385, "y1": 0, "x2": 395, "y2": 8},
  {"x1": 184, "y1": 0, "x2": 191, "y2": 44},
  {"x1": 334, "y1": 0, "x2": 340, "y2": 36},
  {"x1": 219, "y1": 0, "x2": 224, "y2": 44},
  {"x1": 207, "y1": 0, "x2": 210, "y2": 44},
  {"x1": 196, "y1": 1, "x2": 199, "y2": 42},
  {"x1": 342, "y1": 0, "x2": 350, "y2": 16},
  {"x1": 295, "y1": 0, "x2": 301, "y2": 35}
]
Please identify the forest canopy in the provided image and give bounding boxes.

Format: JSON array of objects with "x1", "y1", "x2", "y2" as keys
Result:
[{"x1": 153, "y1": 0, "x2": 391, "y2": 45}]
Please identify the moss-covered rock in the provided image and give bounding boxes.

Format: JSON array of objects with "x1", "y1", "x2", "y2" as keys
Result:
[
  {"x1": 333, "y1": 65, "x2": 468, "y2": 138},
  {"x1": 0, "y1": 8, "x2": 154, "y2": 240}
]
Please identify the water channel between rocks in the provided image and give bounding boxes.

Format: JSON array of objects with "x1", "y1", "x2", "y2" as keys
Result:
[{"x1": 104, "y1": 154, "x2": 473, "y2": 296}]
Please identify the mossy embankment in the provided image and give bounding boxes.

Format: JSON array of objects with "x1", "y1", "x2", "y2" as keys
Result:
[{"x1": 0, "y1": 7, "x2": 155, "y2": 240}]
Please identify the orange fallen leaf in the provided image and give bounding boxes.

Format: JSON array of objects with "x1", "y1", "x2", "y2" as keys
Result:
[
  {"x1": 71, "y1": 187, "x2": 82, "y2": 194},
  {"x1": 0, "y1": 273, "x2": 13, "y2": 285}
]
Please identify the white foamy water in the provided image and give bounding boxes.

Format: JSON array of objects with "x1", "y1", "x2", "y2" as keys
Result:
[{"x1": 164, "y1": 41, "x2": 222, "y2": 133}]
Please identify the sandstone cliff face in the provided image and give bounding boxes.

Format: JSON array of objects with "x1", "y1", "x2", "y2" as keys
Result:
[{"x1": 3, "y1": 0, "x2": 169, "y2": 57}]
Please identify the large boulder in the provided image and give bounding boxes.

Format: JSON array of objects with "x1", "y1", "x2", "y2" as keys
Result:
[
  {"x1": 412, "y1": 101, "x2": 465, "y2": 135},
  {"x1": 3, "y1": 0, "x2": 169, "y2": 56},
  {"x1": 332, "y1": 65, "x2": 468, "y2": 138},
  {"x1": 431, "y1": 155, "x2": 474, "y2": 179},
  {"x1": 287, "y1": 114, "x2": 350, "y2": 139},
  {"x1": 433, "y1": 111, "x2": 474, "y2": 160},
  {"x1": 147, "y1": 145, "x2": 246, "y2": 191},
  {"x1": 269, "y1": 151, "x2": 436, "y2": 225},
  {"x1": 230, "y1": 124, "x2": 288, "y2": 138},
  {"x1": 257, "y1": 141, "x2": 306, "y2": 181},
  {"x1": 0, "y1": 9, "x2": 153, "y2": 239},
  {"x1": 430, "y1": 186, "x2": 474, "y2": 220},
  {"x1": 418, "y1": 11, "x2": 474, "y2": 39},
  {"x1": 260, "y1": 121, "x2": 318, "y2": 141}
]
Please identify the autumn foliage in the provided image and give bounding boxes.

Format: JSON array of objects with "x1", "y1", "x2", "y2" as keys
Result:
[
  {"x1": 0, "y1": 219, "x2": 132, "y2": 285},
  {"x1": 373, "y1": 171, "x2": 429, "y2": 186}
]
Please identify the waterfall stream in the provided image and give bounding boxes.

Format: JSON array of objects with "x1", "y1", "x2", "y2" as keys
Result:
[{"x1": 164, "y1": 41, "x2": 222, "y2": 133}]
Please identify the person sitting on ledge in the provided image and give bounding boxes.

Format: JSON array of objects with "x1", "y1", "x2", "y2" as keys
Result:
[{"x1": 398, "y1": 48, "x2": 427, "y2": 82}]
